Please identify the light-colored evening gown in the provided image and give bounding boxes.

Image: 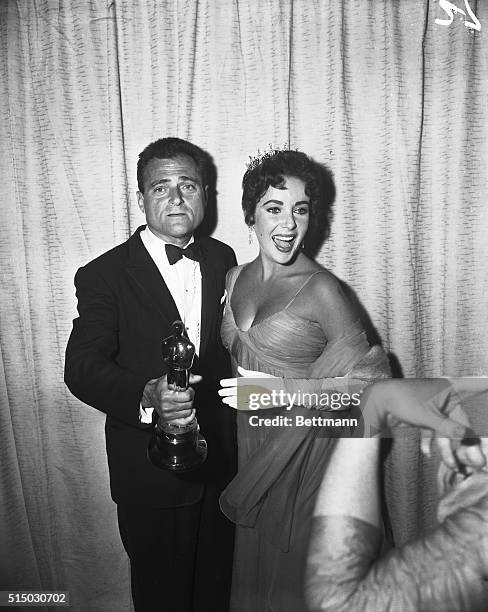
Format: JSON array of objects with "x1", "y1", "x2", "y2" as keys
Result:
[{"x1": 220, "y1": 265, "x2": 390, "y2": 612}]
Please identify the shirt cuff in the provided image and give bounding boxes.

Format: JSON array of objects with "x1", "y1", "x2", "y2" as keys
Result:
[{"x1": 139, "y1": 403, "x2": 154, "y2": 424}]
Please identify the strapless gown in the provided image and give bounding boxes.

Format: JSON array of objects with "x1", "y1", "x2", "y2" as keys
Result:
[{"x1": 220, "y1": 265, "x2": 390, "y2": 612}]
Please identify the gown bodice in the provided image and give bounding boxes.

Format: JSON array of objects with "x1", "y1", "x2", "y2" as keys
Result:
[{"x1": 219, "y1": 263, "x2": 390, "y2": 612}]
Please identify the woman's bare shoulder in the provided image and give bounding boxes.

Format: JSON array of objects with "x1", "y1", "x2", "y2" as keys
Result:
[
  {"x1": 225, "y1": 264, "x2": 249, "y2": 296},
  {"x1": 294, "y1": 265, "x2": 356, "y2": 324},
  {"x1": 226, "y1": 262, "x2": 252, "y2": 283},
  {"x1": 306, "y1": 266, "x2": 344, "y2": 297}
]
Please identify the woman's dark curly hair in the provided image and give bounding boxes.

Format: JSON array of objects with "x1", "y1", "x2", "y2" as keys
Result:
[{"x1": 241, "y1": 149, "x2": 331, "y2": 237}]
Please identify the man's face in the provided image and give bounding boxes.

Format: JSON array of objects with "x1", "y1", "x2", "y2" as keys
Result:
[{"x1": 137, "y1": 155, "x2": 206, "y2": 245}]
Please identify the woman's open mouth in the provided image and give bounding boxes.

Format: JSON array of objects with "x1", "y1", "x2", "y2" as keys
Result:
[{"x1": 272, "y1": 234, "x2": 296, "y2": 252}]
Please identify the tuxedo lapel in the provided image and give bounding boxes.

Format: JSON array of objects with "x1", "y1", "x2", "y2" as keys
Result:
[
  {"x1": 199, "y1": 242, "x2": 219, "y2": 359},
  {"x1": 125, "y1": 228, "x2": 181, "y2": 327}
]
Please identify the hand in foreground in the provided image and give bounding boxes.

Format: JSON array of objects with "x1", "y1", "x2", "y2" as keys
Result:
[
  {"x1": 361, "y1": 379, "x2": 486, "y2": 471},
  {"x1": 219, "y1": 366, "x2": 277, "y2": 409},
  {"x1": 142, "y1": 373, "x2": 202, "y2": 425}
]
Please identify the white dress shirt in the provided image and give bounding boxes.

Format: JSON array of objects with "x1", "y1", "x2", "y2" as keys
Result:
[{"x1": 139, "y1": 226, "x2": 202, "y2": 423}]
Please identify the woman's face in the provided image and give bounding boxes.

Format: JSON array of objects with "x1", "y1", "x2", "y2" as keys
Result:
[{"x1": 253, "y1": 175, "x2": 310, "y2": 264}]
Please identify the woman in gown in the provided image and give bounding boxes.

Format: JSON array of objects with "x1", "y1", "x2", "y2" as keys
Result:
[
  {"x1": 218, "y1": 149, "x2": 390, "y2": 611},
  {"x1": 306, "y1": 378, "x2": 488, "y2": 611}
]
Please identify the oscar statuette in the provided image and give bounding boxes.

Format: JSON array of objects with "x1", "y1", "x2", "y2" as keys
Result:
[{"x1": 147, "y1": 321, "x2": 207, "y2": 472}]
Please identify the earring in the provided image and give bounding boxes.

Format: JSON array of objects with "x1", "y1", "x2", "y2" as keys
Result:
[{"x1": 248, "y1": 225, "x2": 254, "y2": 245}]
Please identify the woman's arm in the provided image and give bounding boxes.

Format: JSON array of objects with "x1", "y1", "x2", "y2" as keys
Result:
[
  {"x1": 307, "y1": 475, "x2": 488, "y2": 612},
  {"x1": 313, "y1": 437, "x2": 382, "y2": 528}
]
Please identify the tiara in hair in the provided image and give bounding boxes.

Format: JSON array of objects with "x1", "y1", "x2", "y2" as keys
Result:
[{"x1": 245, "y1": 142, "x2": 299, "y2": 172}]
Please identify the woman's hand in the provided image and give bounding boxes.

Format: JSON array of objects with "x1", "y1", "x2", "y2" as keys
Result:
[
  {"x1": 361, "y1": 379, "x2": 486, "y2": 471},
  {"x1": 219, "y1": 366, "x2": 278, "y2": 409}
]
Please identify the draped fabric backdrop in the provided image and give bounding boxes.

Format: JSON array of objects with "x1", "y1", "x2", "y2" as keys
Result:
[{"x1": 1, "y1": 0, "x2": 487, "y2": 609}]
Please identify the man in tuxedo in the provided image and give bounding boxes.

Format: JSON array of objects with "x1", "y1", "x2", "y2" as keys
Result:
[{"x1": 65, "y1": 138, "x2": 237, "y2": 611}]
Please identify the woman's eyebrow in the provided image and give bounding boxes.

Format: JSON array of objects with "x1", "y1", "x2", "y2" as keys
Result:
[{"x1": 261, "y1": 199, "x2": 283, "y2": 206}]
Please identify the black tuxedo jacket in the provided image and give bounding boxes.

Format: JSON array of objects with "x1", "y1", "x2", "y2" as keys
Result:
[{"x1": 65, "y1": 226, "x2": 237, "y2": 507}]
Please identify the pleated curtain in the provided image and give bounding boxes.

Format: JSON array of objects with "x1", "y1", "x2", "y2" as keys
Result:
[{"x1": 1, "y1": 0, "x2": 487, "y2": 609}]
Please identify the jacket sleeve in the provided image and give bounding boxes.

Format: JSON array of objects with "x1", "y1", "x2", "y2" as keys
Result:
[{"x1": 64, "y1": 264, "x2": 149, "y2": 427}]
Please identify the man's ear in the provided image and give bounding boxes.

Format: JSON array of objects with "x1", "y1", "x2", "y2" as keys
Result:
[
  {"x1": 136, "y1": 191, "x2": 145, "y2": 213},
  {"x1": 204, "y1": 185, "x2": 208, "y2": 206}
]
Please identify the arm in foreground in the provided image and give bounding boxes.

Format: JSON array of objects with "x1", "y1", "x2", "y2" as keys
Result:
[{"x1": 306, "y1": 380, "x2": 488, "y2": 612}]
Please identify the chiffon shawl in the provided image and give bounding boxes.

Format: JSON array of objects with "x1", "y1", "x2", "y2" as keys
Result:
[{"x1": 219, "y1": 345, "x2": 390, "y2": 553}]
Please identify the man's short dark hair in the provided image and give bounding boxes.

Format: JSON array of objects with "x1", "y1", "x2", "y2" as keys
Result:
[{"x1": 137, "y1": 137, "x2": 212, "y2": 193}]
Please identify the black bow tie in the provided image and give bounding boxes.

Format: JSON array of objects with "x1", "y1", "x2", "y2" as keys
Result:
[{"x1": 165, "y1": 242, "x2": 203, "y2": 265}]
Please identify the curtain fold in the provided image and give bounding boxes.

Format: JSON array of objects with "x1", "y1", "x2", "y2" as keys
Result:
[
  {"x1": 1, "y1": 0, "x2": 487, "y2": 609},
  {"x1": 1, "y1": 1, "x2": 132, "y2": 610}
]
